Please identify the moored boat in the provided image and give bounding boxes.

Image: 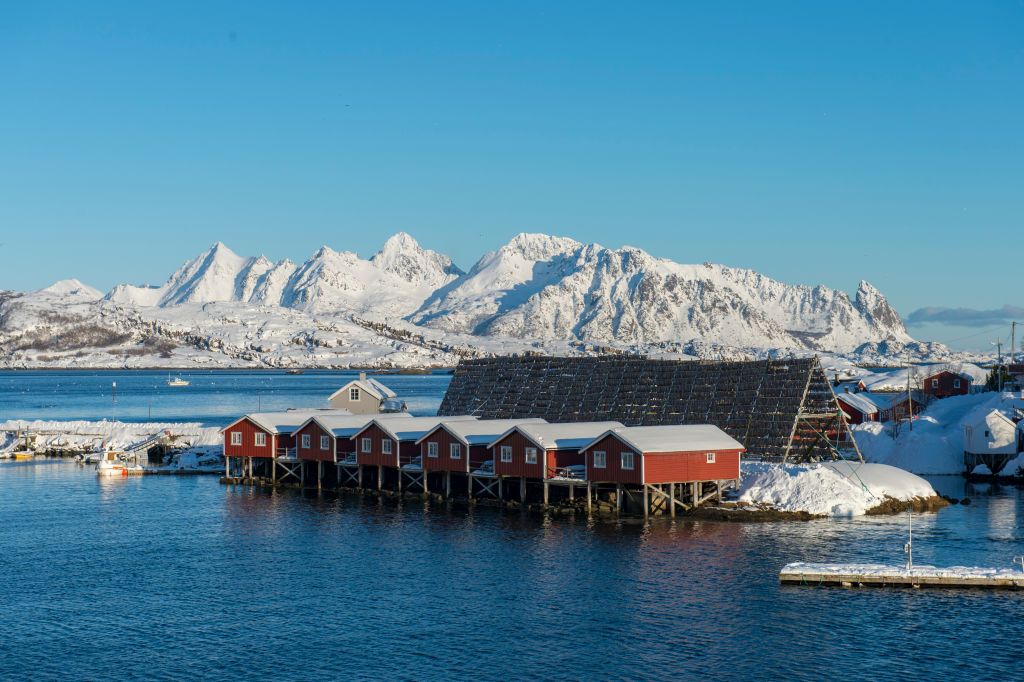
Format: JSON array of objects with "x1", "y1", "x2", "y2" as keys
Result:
[{"x1": 96, "y1": 449, "x2": 145, "y2": 477}]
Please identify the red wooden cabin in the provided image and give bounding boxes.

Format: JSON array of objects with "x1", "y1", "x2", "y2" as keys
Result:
[
  {"x1": 352, "y1": 416, "x2": 478, "y2": 468},
  {"x1": 293, "y1": 413, "x2": 412, "y2": 463},
  {"x1": 579, "y1": 425, "x2": 743, "y2": 484},
  {"x1": 836, "y1": 390, "x2": 879, "y2": 425},
  {"x1": 488, "y1": 422, "x2": 623, "y2": 480},
  {"x1": 222, "y1": 410, "x2": 346, "y2": 460},
  {"x1": 415, "y1": 419, "x2": 547, "y2": 474},
  {"x1": 921, "y1": 370, "x2": 971, "y2": 399}
]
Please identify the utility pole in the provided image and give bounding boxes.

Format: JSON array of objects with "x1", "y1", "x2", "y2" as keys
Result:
[
  {"x1": 905, "y1": 352, "x2": 913, "y2": 432},
  {"x1": 996, "y1": 340, "x2": 1004, "y2": 392},
  {"x1": 1012, "y1": 321, "x2": 1017, "y2": 367}
]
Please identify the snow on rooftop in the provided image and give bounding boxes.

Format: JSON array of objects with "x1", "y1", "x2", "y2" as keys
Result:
[
  {"x1": 230, "y1": 409, "x2": 351, "y2": 434},
  {"x1": 596, "y1": 424, "x2": 744, "y2": 453},
  {"x1": 328, "y1": 376, "x2": 397, "y2": 401},
  {"x1": 308, "y1": 412, "x2": 410, "y2": 437},
  {"x1": 419, "y1": 418, "x2": 548, "y2": 446},
  {"x1": 835, "y1": 391, "x2": 879, "y2": 415},
  {"x1": 505, "y1": 421, "x2": 625, "y2": 450},
  {"x1": 364, "y1": 415, "x2": 478, "y2": 441}
]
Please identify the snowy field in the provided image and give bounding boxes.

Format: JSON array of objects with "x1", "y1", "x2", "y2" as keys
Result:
[{"x1": 737, "y1": 461, "x2": 939, "y2": 517}]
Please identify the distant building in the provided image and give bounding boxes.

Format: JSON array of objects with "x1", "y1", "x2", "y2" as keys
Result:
[
  {"x1": 836, "y1": 390, "x2": 879, "y2": 425},
  {"x1": 328, "y1": 373, "x2": 403, "y2": 415},
  {"x1": 963, "y1": 409, "x2": 1019, "y2": 475},
  {"x1": 920, "y1": 369, "x2": 971, "y2": 399}
]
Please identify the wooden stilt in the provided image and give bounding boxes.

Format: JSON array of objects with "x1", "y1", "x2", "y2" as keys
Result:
[
  {"x1": 468, "y1": 474, "x2": 474, "y2": 500},
  {"x1": 616, "y1": 483, "x2": 622, "y2": 514},
  {"x1": 497, "y1": 476, "x2": 503, "y2": 501},
  {"x1": 224, "y1": 455, "x2": 230, "y2": 479},
  {"x1": 643, "y1": 485, "x2": 649, "y2": 519},
  {"x1": 520, "y1": 477, "x2": 526, "y2": 504},
  {"x1": 543, "y1": 481, "x2": 549, "y2": 506},
  {"x1": 317, "y1": 461, "x2": 322, "y2": 491},
  {"x1": 445, "y1": 471, "x2": 451, "y2": 498},
  {"x1": 586, "y1": 482, "x2": 592, "y2": 513},
  {"x1": 670, "y1": 483, "x2": 676, "y2": 518},
  {"x1": 569, "y1": 483, "x2": 574, "y2": 501},
  {"x1": 300, "y1": 461, "x2": 305, "y2": 487},
  {"x1": 377, "y1": 465, "x2": 382, "y2": 491},
  {"x1": 398, "y1": 468, "x2": 403, "y2": 493}
]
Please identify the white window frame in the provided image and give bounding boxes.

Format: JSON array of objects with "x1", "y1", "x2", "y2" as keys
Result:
[
  {"x1": 525, "y1": 447, "x2": 537, "y2": 464},
  {"x1": 254, "y1": 432, "x2": 267, "y2": 447},
  {"x1": 450, "y1": 443, "x2": 462, "y2": 460},
  {"x1": 706, "y1": 452, "x2": 716, "y2": 464},
  {"x1": 361, "y1": 437, "x2": 372, "y2": 453},
  {"x1": 382, "y1": 438, "x2": 393, "y2": 455},
  {"x1": 500, "y1": 445, "x2": 512, "y2": 463},
  {"x1": 427, "y1": 442, "x2": 439, "y2": 458},
  {"x1": 931, "y1": 379, "x2": 939, "y2": 389},
  {"x1": 621, "y1": 451, "x2": 635, "y2": 470},
  {"x1": 593, "y1": 451, "x2": 606, "y2": 469},
  {"x1": 954, "y1": 379, "x2": 961, "y2": 389},
  {"x1": 301, "y1": 434, "x2": 310, "y2": 449},
  {"x1": 320, "y1": 435, "x2": 330, "y2": 450},
  {"x1": 230, "y1": 431, "x2": 242, "y2": 446},
  {"x1": 350, "y1": 386, "x2": 360, "y2": 401}
]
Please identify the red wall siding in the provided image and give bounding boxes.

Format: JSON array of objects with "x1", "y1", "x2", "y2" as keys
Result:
[
  {"x1": 420, "y1": 428, "x2": 471, "y2": 473},
  {"x1": 838, "y1": 400, "x2": 871, "y2": 425},
  {"x1": 492, "y1": 431, "x2": 547, "y2": 478},
  {"x1": 546, "y1": 449, "x2": 584, "y2": 478},
  {"x1": 295, "y1": 421, "x2": 335, "y2": 462},
  {"x1": 583, "y1": 434, "x2": 741, "y2": 484},
  {"x1": 922, "y1": 371, "x2": 970, "y2": 399},
  {"x1": 354, "y1": 424, "x2": 401, "y2": 467},
  {"x1": 223, "y1": 418, "x2": 275, "y2": 459}
]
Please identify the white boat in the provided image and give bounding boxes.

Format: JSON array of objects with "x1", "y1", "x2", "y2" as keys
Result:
[
  {"x1": 166, "y1": 375, "x2": 190, "y2": 387},
  {"x1": 96, "y1": 448, "x2": 145, "y2": 477}
]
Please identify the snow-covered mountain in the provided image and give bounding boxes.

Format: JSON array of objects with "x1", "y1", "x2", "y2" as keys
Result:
[
  {"x1": 411, "y1": 233, "x2": 910, "y2": 353},
  {"x1": 0, "y1": 231, "x2": 950, "y2": 369}
]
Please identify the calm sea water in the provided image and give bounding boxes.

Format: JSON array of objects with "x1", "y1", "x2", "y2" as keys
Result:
[
  {"x1": 1, "y1": 372, "x2": 1023, "y2": 680},
  {"x1": 0, "y1": 369, "x2": 453, "y2": 425}
]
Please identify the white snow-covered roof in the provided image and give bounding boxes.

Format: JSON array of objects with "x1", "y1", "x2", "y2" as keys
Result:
[
  {"x1": 489, "y1": 421, "x2": 624, "y2": 451},
  {"x1": 836, "y1": 391, "x2": 879, "y2": 415},
  {"x1": 858, "y1": 392, "x2": 913, "y2": 411},
  {"x1": 223, "y1": 409, "x2": 351, "y2": 435},
  {"x1": 858, "y1": 364, "x2": 976, "y2": 392},
  {"x1": 302, "y1": 412, "x2": 411, "y2": 438},
  {"x1": 415, "y1": 418, "x2": 548, "y2": 447},
  {"x1": 964, "y1": 409, "x2": 1018, "y2": 455},
  {"x1": 356, "y1": 415, "x2": 478, "y2": 442},
  {"x1": 328, "y1": 377, "x2": 397, "y2": 402},
  {"x1": 581, "y1": 424, "x2": 744, "y2": 454}
]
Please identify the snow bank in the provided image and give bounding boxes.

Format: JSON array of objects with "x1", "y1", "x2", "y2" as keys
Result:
[
  {"x1": 0, "y1": 419, "x2": 221, "y2": 452},
  {"x1": 737, "y1": 461, "x2": 938, "y2": 517},
  {"x1": 853, "y1": 392, "x2": 1013, "y2": 475}
]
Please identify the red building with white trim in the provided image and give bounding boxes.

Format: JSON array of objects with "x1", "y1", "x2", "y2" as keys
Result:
[
  {"x1": 488, "y1": 422, "x2": 623, "y2": 480},
  {"x1": 415, "y1": 418, "x2": 547, "y2": 474}
]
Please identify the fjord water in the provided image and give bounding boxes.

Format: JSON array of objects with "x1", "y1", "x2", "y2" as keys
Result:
[{"x1": 2, "y1": 372, "x2": 1024, "y2": 679}]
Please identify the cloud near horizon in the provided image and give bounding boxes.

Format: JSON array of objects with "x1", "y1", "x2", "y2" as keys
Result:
[{"x1": 907, "y1": 304, "x2": 1024, "y2": 327}]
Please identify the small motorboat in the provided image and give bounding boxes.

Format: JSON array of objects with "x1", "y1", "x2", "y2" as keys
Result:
[
  {"x1": 286, "y1": 369, "x2": 305, "y2": 375},
  {"x1": 12, "y1": 451, "x2": 35, "y2": 461},
  {"x1": 96, "y1": 448, "x2": 145, "y2": 477},
  {"x1": 166, "y1": 375, "x2": 190, "y2": 387}
]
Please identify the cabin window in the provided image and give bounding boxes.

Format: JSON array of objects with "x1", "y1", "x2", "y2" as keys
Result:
[
  {"x1": 450, "y1": 443, "x2": 462, "y2": 460},
  {"x1": 931, "y1": 379, "x2": 938, "y2": 389},
  {"x1": 621, "y1": 452, "x2": 635, "y2": 470},
  {"x1": 350, "y1": 387, "x2": 360, "y2": 401},
  {"x1": 706, "y1": 452, "x2": 716, "y2": 464},
  {"x1": 593, "y1": 451, "x2": 606, "y2": 468},
  {"x1": 301, "y1": 434, "x2": 311, "y2": 449},
  {"x1": 230, "y1": 432, "x2": 242, "y2": 446},
  {"x1": 320, "y1": 435, "x2": 330, "y2": 450},
  {"x1": 500, "y1": 445, "x2": 512, "y2": 463},
  {"x1": 985, "y1": 430, "x2": 991, "y2": 438},
  {"x1": 361, "y1": 437, "x2": 371, "y2": 453},
  {"x1": 525, "y1": 447, "x2": 537, "y2": 464},
  {"x1": 382, "y1": 438, "x2": 393, "y2": 455},
  {"x1": 954, "y1": 379, "x2": 961, "y2": 389},
  {"x1": 254, "y1": 432, "x2": 266, "y2": 447},
  {"x1": 427, "y1": 442, "x2": 439, "y2": 458}
]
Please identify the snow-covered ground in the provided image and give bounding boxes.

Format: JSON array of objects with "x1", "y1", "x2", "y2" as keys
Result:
[
  {"x1": 853, "y1": 392, "x2": 1020, "y2": 476},
  {"x1": 736, "y1": 461, "x2": 938, "y2": 517}
]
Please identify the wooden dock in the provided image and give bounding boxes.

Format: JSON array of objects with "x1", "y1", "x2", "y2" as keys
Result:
[{"x1": 780, "y1": 562, "x2": 1024, "y2": 589}]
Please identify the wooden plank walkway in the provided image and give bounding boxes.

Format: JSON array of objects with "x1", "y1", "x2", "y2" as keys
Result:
[{"x1": 780, "y1": 562, "x2": 1024, "y2": 589}]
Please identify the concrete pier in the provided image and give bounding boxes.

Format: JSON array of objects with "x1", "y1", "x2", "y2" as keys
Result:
[{"x1": 780, "y1": 562, "x2": 1024, "y2": 589}]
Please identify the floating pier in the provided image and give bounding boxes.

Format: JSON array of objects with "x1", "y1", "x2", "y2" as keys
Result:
[{"x1": 780, "y1": 562, "x2": 1024, "y2": 589}]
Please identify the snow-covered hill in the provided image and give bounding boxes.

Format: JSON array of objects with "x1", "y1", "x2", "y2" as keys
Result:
[{"x1": 0, "y1": 231, "x2": 979, "y2": 369}]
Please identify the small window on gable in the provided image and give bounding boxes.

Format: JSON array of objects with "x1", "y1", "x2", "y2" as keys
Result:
[
  {"x1": 593, "y1": 451, "x2": 606, "y2": 468},
  {"x1": 985, "y1": 430, "x2": 991, "y2": 438},
  {"x1": 350, "y1": 387, "x2": 360, "y2": 401},
  {"x1": 706, "y1": 452, "x2": 716, "y2": 464},
  {"x1": 361, "y1": 437, "x2": 372, "y2": 453},
  {"x1": 254, "y1": 432, "x2": 266, "y2": 447},
  {"x1": 931, "y1": 379, "x2": 939, "y2": 389},
  {"x1": 320, "y1": 435, "x2": 330, "y2": 450},
  {"x1": 382, "y1": 438, "x2": 393, "y2": 455},
  {"x1": 954, "y1": 379, "x2": 961, "y2": 389},
  {"x1": 525, "y1": 447, "x2": 537, "y2": 464},
  {"x1": 301, "y1": 434, "x2": 311, "y2": 449},
  {"x1": 450, "y1": 443, "x2": 462, "y2": 459},
  {"x1": 230, "y1": 432, "x2": 242, "y2": 446},
  {"x1": 621, "y1": 452, "x2": 634, "y2": 470},
  {"x1": 500, "y1": 445, "x2": 512, "y2": 463},
  {"x1": 427, "y1": 442, "x2": 439, "y2": 458}
]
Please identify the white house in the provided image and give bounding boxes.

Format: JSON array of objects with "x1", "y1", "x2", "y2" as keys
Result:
[
  {"x1": 328, "y1": 373, "x2": 404, "y2": 415},
  {"x1": 963, "y1": 409, "x2": 1019, "y2": 475}
]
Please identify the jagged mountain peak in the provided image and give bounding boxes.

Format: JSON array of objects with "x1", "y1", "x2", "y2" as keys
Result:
[
  {"x1": 498, "y1": 232, "x2": 584, "y2": 261},
  {"x1": 38, "y1": 279, "x2": 103, "y2": 299},
  {"x1": 370, "y1": 232, "x2": 463, "y2": 287}
]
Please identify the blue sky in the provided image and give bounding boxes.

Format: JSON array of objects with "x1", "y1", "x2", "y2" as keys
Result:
[{"x1": 1, "y1": 1, "x2": 1021, "y2": 350}]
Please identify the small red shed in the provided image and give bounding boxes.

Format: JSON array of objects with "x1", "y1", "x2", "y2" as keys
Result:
[
  {"x1": 222, "y1": 410, "x2": 346, "y2": 459},
  {"x1": 293, "y1": 413, "x2": 413, "y2": 463},
  {"x1": 488, "y1": 421, "x2": 624, "y2": 480},
  {"x1": 352, "y1": 415, "x2": 478, "y2": 469},
  {"x1": 921, "y1": 370, "x2": 971, "y2": 399},
  {"x1": 579, "y1": 425, "x2": 743, "y2": 485},
  {"x1": 836, "y1": 391, "x2": 879, "y2": 425}
]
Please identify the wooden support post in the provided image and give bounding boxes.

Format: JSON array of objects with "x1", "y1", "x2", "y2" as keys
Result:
[
  {"x1": 569, "y1": 483, "x2": 574, "y2": 501},
  {"x1": 691, "y1": 482, "x2": 697, "y2": 507},
  {"x1": 468, "y1": 474, "x2": 474, "y2": 500},
  {"x1": 543, "y1": 481, "x2": 549, "y2": 506},
  {"x1": 616, "y1": 483, "x2": 622, "y2": 514},
  {"x1": 300, "y1": 461, "x2": 305, "y2": 487},
  {"x1": 358, "y1": 465, "x2": 363, "y2": 489},
  {"x1": 445, "y1": 471, "x2": 451, "y2": 498},
  {"x1": 586, "y1": 482, "x2": 592, "y2": 514},
  {"x1": 643, "y1": 485, "x2": 649, "y2": 519},
  {"x1": 520, "y1": 477, "x2": 526, "y2": 504},
  {"x1": 497, "y1": 476, "x2": 503, "y2": 501},
  {"x1": 670, "y1": 483, "x2": 676, "y2": 518},
  {"x1": 377, "y1": 465, "x2": 382, "y2": 491},
  {"x1": 317, "y1": 461, "x2": 322, "y2": 491},
  {"x1": 398, "y1": 469, "x2": 403, "y2": 493},
  {"x1": 224, "y1": 455, "x2": 230, "y2": 479},
  {"x1": 271, "y1": 457, "x2": 276, "y2": 484}
]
